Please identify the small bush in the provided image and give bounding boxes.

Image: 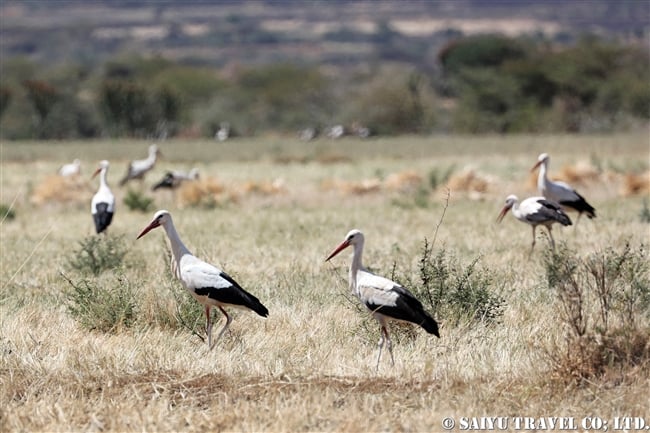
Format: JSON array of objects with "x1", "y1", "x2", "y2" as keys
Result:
[
  {"x1": 406, "y1": 239, "x2": 505, "y2": 327},
  {"x1": 62, "y1": 272, "x2": 138, "y2": 333},
  {"x1": 0, "y1": 203, "x2": 16, "y2": 221},
  {"x1": 67, "y1": 234, "x2": 128, "y2": 276},
  {"x1": 543, "y1": 242, "x2": 650, "y2": 381},
  {"x1": 123, "y1": 188, "x2": 153, "y2": 212}
]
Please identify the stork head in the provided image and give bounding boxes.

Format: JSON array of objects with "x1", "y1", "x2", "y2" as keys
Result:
[
  {"x1": 92, "y1": 160, "x2": 110, "y2": 178},
  {"x1": 497, "y1": 194, "x2": 518, "y2": 223},
  {"x1": 149, "y1": 144, "x2": 162, "y2": 159},
  {"x1": 325, "y1": 229, "x2": 364, "y2": 261},
  {"x1": 137, "y1": 209, "x2": 171, "y2": 239},
  {"x1": 531, "y1": 152, "x2": 549, "y2": 172}
]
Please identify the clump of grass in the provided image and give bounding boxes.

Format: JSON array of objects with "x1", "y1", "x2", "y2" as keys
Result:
[
  {"x1": 123, "y1": 188, "x2": 154, "y2": 212},
  {"x1": 0, "y1": 203, "x2": 16, "y2": 221},
  {"x1": 543, "y1": 242, "x2": 650, "y2": 382},
  {"x1": 62, "y1": 272, "x2": 138, "y2": 333},
  {"x1": 67, "y1": 234, "x2": 129, "y2": 276}
]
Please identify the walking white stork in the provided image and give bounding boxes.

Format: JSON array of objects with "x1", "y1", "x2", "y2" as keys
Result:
[
  {"x1": 136, "y1": 210, "x2": 268, "y2": 349},
  {"x1": 152, "y1": 168, "x2": 199, "y2": 191},
  {"x1": 59, "y1": 159, "x2": 81, "y2": 177},
  {"x1": 497, "y1": 195, "x2": 572, "y2": 251},
  {"x1": 531, "y1": 153, "x2": 596, "y2": 224},
  {"x1": 119, "y1": 144, "x2": 161, "y2": 186},
  {"x1": 91, "y1": 160, "x2": 115, "y2": 234},
  {"x1": 325, "y1": 229, "x2": 440, "y2": 370}
]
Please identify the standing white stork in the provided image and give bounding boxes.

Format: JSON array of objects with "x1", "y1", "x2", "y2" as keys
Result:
[
  {"x1": 136, "y1": 210, "x2": 269, "y2": 349},
  {"x1": 91, "y1": 160, "x2": 115, "y2": 234},
  {"x1": 531, "y1": 153, "x2": 596, "y2": 224},
  {"x1": 119, "y1": 144, "x2": 161, "y2": 186},
  {"x1": 325, "y1": 229, "x2": 440, "y2": 370},
  {"x1": 58, "y1": 159, "x2": 81, "y2": 177},
  {"x1": 151, "y1": 168, "x2": 199, "y2": 191},
  {"x1": 497, "y1": 195, "x2": 572, "y2": 251}
]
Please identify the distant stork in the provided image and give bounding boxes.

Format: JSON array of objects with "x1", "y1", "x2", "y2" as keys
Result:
[
  {"x1": 59, "y1": 159, "x2": 81, "y2": 177},
  {"x1": 91, "y1": 160, "x2": 115, "y2": 234},
  {"x1": 119, "y1": 144, "x2": 161, "y2": 186},
  {"x1": 497, "y1": 195, "x2": 572, "y2": 251},
  {"x1": 325, "y1": 229, "x2": 440, "y2": 370},
  {"x1": 152, "y1": 168, "x2": 199, "y2": 191},
  {"x1": 531, "y1": 153, "x2": 596, "y2": 224},
  {"x1": 137, "y1": 210, "x2": 269, "y2": 349}
]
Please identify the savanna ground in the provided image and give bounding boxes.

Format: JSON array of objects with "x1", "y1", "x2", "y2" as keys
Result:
[{"x1": 1, "y1": 133, "x2": 649, "y2": 432}]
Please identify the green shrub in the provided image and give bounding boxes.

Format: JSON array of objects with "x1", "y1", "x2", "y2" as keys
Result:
[
  {"x1": 0, "y1": 203, "x2": 16, "y2": 221},
  {"x1": 123, "y1": 188, "x2": 153, "y2": 212},
  {"x1": 62, "y1": 272, "x2": 138, "y2": 333},
  {"x1": 543, "y1": 242, "x2": 650, "y2": 381},
  {"x1": 406, "y1": 239, "x2": 505, "y2": 326},
  {"x1": 67, "y1": 234, "x2": 128, "y2": 276}
]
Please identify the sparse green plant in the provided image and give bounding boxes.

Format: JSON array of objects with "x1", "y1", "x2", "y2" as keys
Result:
[
  {"x1": 543, "y1": 242, "x2": 650, "y2": 381},
  {"x1": 0, "y1": 203, "x2": 16, "y2": 221},
  {"x1": 123, "y1": 188, "x2": 154, "y2": 212},
  {"x1": 62, "y1": 272, "x2": 138, "y2": 333},
  {"x1": 639, "y1": 199, "x2": 650, "y2": 223},
  {"x1": 67, "y1": 234, "x2": 129, "y2": 276}
]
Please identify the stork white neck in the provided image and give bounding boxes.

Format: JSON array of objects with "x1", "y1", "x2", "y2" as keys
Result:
[
  {"x1": 160, "y1": 217, "x2": 192, "y2": 277},
  {"x1": 348, "y1": 237, "x2": 365, "y2": 293},
  {"x1": 537, "y1": 158, "x2": 549, "y2": 191}
]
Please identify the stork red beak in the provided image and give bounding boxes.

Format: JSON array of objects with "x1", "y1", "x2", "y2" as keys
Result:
[
  {"x1": 136, "y1": 220, "x2": 161, "y2": 239},
  {"x1": 92, "y1": 167, "x2": 101, "y2": 179},
  {"x1": 530, "y1": 159, "x2": 543, "y2": 172},
  {"x1": 496, "y1": 206, "x2": 509, "y2": 223},
  {"x1": 325, "y1": 239, "x2": 350, "y2": 261}
]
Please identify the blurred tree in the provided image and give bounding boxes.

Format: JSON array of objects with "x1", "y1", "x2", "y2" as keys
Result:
[{"x1": 0, "y1": 86, "x2": 11, "y2": 121}]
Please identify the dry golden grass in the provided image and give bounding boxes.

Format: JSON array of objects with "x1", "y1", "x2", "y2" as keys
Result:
[
  {"x1": 621, "y1": 170, "x2": 650, "y2": 197},
  {"x1": 1, "y1": 133, "x2": 649, "y2": 432},
  {"x1": 30, "y1": 175, "x2": 93, "y2": 206}
]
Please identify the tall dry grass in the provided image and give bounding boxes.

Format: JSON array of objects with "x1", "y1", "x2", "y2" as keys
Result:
[{"x1": 1, "y1": 133, "x2": 649, "y2": 431}]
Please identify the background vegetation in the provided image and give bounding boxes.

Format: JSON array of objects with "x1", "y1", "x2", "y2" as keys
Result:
[{"x1": 1, "y1": 1, "x2": 648, "y2": 139}]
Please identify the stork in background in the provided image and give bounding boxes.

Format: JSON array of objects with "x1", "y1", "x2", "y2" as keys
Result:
[
  {"x1": 59, "y1": 159, "x2": 82, "y2": 177},
  {"x1": 119, "y1": 144, "x2": 161, "y2": 186},
  {"x1": 325, "y1": 229, "x2": 440, "y2": 370},
  {"x1": 137, "y1": 210, "x2": 269, "y2": 349},
  {"x1": 91, "y1": 160, "x2": 115, "y2": 234},
  {"x1": 531, "y1": 153, "x2": 596, "y2": 224},
  {"x1": 497, "y1": 194, "x2": 572, "y2": 251},
  {"x1": 152, "y1": 168, "x2": 200, "y2": 191}
]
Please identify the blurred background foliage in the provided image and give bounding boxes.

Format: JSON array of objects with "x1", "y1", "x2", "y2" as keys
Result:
[{"x1": 0, "y1": 1, "x2": 648, "y2": 139}]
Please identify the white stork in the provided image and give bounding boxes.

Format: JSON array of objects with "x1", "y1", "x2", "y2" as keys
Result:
[
  {"x1": 531, "y1": 153, "x2": 596, "y2": 223},
  {"x1": 325, "y1": 229, "x2": 440, "y2": 370},
  {"x1": 152, "y1": 168, "x2": 199, "y2": 191},
  {"x1": 119, "y1": 144, "x2": 161, "y2": 186},
  {"x1": 91, "y1": 160, "x2": 115, "y2": 234},
  {"x1": 497, "y1": 195, "x2": 572, "y2": 251},
  {"x1": 59, "y1": 159, "x2": 81, "y2": 177},
  {"x1": 136, "y1": 210, "x2": 268, "y2": 349}
]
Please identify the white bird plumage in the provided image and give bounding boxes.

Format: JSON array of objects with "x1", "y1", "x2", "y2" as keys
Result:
[
  {"x1": 531, "y1": 153, "x2": 596, "y2": 224},
  {"x1": 497, "y1": 194, "x2": 572, "y2": 251},
  {"x1": 325, "y1": 229, "x2": 440, "y2": 370},
  {"x1": 137, "y1": 210, "x2": 268, "y2": 350},
  {"x1": 91, "y1": 160, "x2": 115, "y2": 234},
  {"x1": 59, "y1": 159, "x2": 81, "y2": 177},
  {"x1": 120, "y1": 144, "x2": 161, "y2": 186}
]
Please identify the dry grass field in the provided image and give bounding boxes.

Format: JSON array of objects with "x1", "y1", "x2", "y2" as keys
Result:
[{"x1": 1, "y1": 133, "x2": 649, "y2": 432}]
